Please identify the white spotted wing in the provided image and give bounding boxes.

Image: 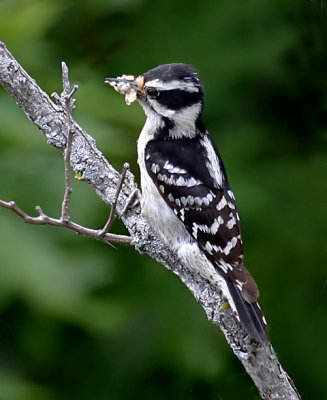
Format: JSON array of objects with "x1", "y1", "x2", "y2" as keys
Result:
[{"x1": 144, "y1": 135, "x2": 244, "y2": 268}]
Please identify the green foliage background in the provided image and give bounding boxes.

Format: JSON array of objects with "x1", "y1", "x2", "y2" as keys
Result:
[{"x1": 0, "y1": 0, "x2": 326, "y2": 398}]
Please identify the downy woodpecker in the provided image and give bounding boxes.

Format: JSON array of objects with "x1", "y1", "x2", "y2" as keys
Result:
[{"x1": 105, "y1": 63, "x2": 267, "y2": 342}]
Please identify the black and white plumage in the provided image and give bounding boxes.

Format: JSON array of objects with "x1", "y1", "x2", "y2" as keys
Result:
[{"x1": 106, "y1": 63, "x2": 267, "y2": 342}]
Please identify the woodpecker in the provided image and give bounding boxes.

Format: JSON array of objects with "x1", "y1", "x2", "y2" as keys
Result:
[{"x1": 105, "y1": 63, "x2": 267, "y2": 342}]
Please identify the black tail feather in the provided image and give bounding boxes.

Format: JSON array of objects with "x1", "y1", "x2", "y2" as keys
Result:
[{"x1": 225, "y1": 278, "x2": 268, "y2": 343}]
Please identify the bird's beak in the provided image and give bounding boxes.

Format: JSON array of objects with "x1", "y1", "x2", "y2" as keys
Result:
[{"x1": 104, "y1": 75, "x2": 144, "y2": 105}]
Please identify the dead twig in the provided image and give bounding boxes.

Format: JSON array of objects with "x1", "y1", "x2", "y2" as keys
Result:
[
  {"x1": 0, "y1": 61, "x2": 133, "y2": 247},
  {"x1": 97, "y1": 162, "x2": 130, "y2": 238},
  {"x1": 0, "y1": 199, "x2": 132, "y2": 246},
  {"x1": 60, "y1": 62, "x2": 78, "y2": 221}
]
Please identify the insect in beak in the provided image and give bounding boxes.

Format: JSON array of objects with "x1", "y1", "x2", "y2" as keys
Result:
[{"x1": 105, "y1": 75, "x2": 144, "y2": 105}]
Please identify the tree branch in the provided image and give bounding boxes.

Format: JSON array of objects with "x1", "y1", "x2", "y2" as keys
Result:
[{"x1": 0, "y1": 40, "x2": 301, "y2": 400}]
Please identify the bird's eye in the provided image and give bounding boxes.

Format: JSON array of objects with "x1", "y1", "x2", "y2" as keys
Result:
[{"x1": 146, "y1": 87, "x2": 159, "y2": 98}]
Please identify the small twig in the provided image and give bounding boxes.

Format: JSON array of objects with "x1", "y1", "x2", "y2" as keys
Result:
[
  {"x1": 60, "y1": 62, "x2": 78, "y2": 221},
  {"x1": 97, "y1": 162, "x2": 130, "y2": 238},
  {"x1": 0, "y1": 62, "x2": 133, "y2": 247},
  {"x1": 0, "y1": 199, "x2": 132, "y2": 246},
  {"x1": 61, "y1": 126, "x2": 74, "y2": 221},
  {"x1": 35, "y1": 205, "x2": 48, "y2": 221}
]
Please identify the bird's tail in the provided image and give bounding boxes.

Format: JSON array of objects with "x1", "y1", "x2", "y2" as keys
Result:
[{"x1": 225, "y1": 277, "x2": 268, "y2": 343}]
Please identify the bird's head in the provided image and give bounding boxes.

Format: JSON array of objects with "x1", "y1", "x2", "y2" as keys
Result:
[{"x1": 106, "y1": 63, "x2": 204, "y2": 135}]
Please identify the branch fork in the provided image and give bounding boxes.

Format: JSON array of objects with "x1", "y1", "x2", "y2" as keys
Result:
[{"x1": 1, "y1": 61, "x2": 132, "y2": 247}]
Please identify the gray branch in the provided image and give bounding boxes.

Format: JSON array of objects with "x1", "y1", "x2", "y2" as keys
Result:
[{"x1": 0, "y1": 41, "x2": 300, "y2": 400}]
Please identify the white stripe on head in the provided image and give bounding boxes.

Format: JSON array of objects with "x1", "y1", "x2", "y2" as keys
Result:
[{"x1": 145, "y1": 79, "x2": 200, "y2": 93}]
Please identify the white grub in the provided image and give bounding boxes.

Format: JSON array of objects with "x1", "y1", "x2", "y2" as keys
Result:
[
  {"x1": 109, "y1": 75, "x2": 138, "y2": 105},
  {"x1": 125, "y1": 89, "x2": 137, "y2": 105}
]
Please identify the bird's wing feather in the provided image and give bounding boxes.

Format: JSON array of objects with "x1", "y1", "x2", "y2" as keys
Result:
[{"x1": 144, "y1": 136, "x2": 257, "y2": 289}]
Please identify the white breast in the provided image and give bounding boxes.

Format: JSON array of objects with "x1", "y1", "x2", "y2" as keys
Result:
[{"x1": 137, "y1": 114, "x2": 191, "y2": 251}]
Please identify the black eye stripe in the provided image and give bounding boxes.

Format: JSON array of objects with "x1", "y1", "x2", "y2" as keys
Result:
[{"x1": 154, "y1": 89, "x2": 201, "y2": 110}]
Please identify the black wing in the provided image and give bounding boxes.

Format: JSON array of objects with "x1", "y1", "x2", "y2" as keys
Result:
[{"x1": 145, "y1": 135, "x2": 244, "y2": 268}]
